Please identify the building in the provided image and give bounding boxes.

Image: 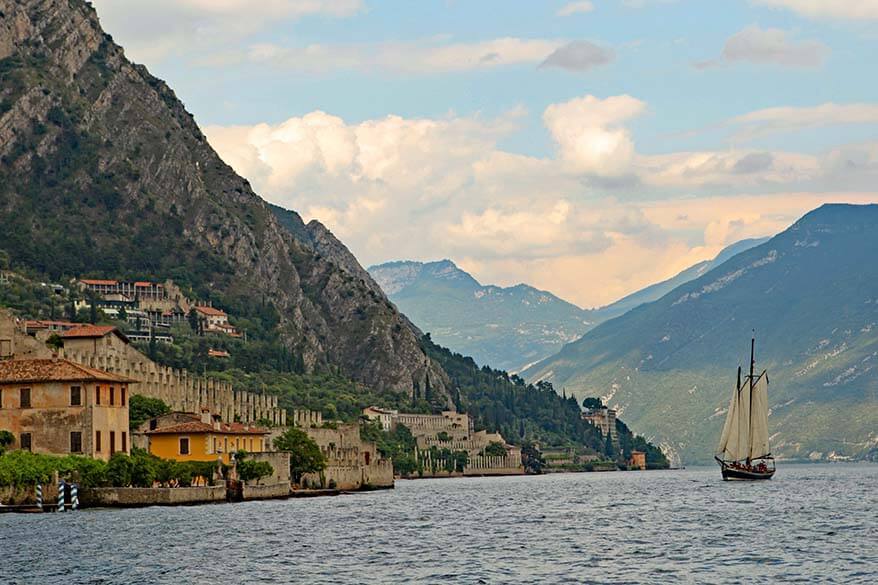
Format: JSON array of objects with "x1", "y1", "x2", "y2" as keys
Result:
[
  {"x1": 143, "y1": 410, "x2": 269, "y2": 464},
  {"x1": 24, "y1": 320, "x2": 79, "y2": 335},
  {"x1": 0, "y1": 358, "x2": 135, "y2": 460},
  {"x1": 292, "y1": 410, "x2": 393, "y2": 490},
  {"x1": 362, "y1": 406, "x2": 397, "y2": 431},
  {"x1": 630, "y1": 450, "x2": 647, "y2": 470},
  {"x1": 582, "y1": 406, "x2": 619, "y2": 446},
  {"x1": 364, "y1": 407, "x2": 523, "y2": 476}
]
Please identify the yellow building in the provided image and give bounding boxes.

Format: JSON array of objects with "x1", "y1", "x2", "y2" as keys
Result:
[
  {"x1": 144, "y1": 411, "x2": 269, "y2": 464},
  {"x1": 0, "y1": 358, "x2": 135, "y2": 461}
]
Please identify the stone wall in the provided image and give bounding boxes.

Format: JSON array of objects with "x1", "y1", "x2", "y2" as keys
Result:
[
  {"x1": 241, "y1": 482, "x2": 290, "y2": 500},
  {"x1": 57, "y1": 329, "x2": 286, "y2": 426},
  {"x1": 79, "y1": 485, "x2": 227, "y2": 507}
]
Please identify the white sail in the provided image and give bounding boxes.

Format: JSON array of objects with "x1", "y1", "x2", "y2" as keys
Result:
[
  {"x1": 735, "y1": 377, "x2": 751, "y2": 462},
  {"x1": 716, "y1": 385, "x2": 740, "y2": 460},
  {"x1": 748, "y1": 371, "x2": 770, "y2": 460}
]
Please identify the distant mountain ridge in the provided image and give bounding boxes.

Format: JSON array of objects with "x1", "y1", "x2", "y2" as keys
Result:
[
  {"x1": 369, "y1": 238, "x2": 768, "y2": 373},
  {"x1": 525, "y1": 204, "x2": 878, "y2": 464},
  {"x1": 369, "y1": 260, "x2": 593, "y2": 372}
]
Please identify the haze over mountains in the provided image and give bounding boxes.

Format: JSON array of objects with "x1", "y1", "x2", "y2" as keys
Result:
[
  {"x1": 369, "y1": 238, "x2": 767, "y2": 373},
  {"x1": 525, "y1": 204, "x2": 878, "y2": 464}
]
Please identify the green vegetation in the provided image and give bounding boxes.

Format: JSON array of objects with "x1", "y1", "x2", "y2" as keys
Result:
[
  {"x1": 360, "y1": 421, "x2": 419, "y2": 477},
  {"x1": 0, "y1": 430, "x2": 15, "y2": 455},
  {"x1": 128, "y1": 395, "x2": 171, "y2": 431},
  {"x1": 483, "y1": 441, "x2": 507, "y2": 457},
  {"x1": 234, "y1": 451, "x2": 274, "y2": 484},
  {"x1": 0, "y1": 448, "x2": 219, "y2": 488},
  {"x1": 272, "y1": 427, "x2": 325, "y2": 484}
]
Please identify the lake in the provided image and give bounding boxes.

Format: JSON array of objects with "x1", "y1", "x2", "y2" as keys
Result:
[{"x1": 2, "y1": 464, "x2": 876, "y2": 584}]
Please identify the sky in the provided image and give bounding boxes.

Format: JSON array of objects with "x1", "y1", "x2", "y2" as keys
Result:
[{"x1": 91, "y1": 0, "x2": 878, "y2": 308}]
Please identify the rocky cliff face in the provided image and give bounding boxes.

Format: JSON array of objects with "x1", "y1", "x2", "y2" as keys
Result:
[{"x1": 0, "y1": 0, "x2": 449, "y2": 399}]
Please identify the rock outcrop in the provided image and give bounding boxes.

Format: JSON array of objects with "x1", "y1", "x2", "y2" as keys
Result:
[{"x1": 0, "y1": 0, "x2": 449, "y2": 400}]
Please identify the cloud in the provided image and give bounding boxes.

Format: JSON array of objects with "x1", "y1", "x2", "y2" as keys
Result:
[
  {"x1": 543, "y1": 95, "x2": 646, "y2": 175},
  {"x1": 205, "y1": 97, "x2": 878, "y2": 307},
  {"x1": 91, "y1": 0, "x2": 363, "y2": 65},
  {"x1": 697, "y1": 25, "x2": 830, "y2": 69},
  {"x1": 557, "y1": 2, "x2": 595, "y2": 16},
  {"x1": 729, "y1": 102, "x2": 878, "y2": 140},
  {"x1": 239, "y1": 38, "x2": 565, "y2": 74},
  {"x1": 539, "y1": 41, "x2": 616, "y2": 72},
  {"x1": 752, "y1": 0, "x2": 878, "y2": 21}
]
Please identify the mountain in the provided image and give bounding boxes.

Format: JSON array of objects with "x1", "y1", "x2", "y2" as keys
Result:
[
  {"x1": 369, "y1": 240, "x2": 768, "y2": 373},
  {"x1": 0, "y1": 0, "x2": 448, "y2": 399},
  {"x1": 369, "y1": 260, "x2": 593, "y2": 372},
  {"x1": 525, "y1": 204, "x2": 878, "y2": 464},
  {"x1": 593, "y1": 237, "x2": 768, "y2": 322}
]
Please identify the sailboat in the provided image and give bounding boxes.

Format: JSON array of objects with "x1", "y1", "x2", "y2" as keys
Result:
[{"x1": 714, "y1": 337, "x2": 775, "y2": 480}]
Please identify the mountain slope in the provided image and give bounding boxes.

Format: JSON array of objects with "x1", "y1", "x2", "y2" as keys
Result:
[
  {"x1": 0, "y1": 0, "x2": 448, "y2": 399},
  {"x1": 525, "y1": 204, "x2": 878, "y2": 464},
  {"x1": 369, "y1": 260, "x2": 593, "y2": 372},
  {"x1": 593, "y1": 237, "x2": 768, "y2": 322}
]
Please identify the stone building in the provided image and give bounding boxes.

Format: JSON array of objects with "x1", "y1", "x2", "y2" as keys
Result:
[
  {"x1": 582, "y1": 406, "x2": 619, "y2": 447},
  {"x1": 292, "y1": 410, "x2": 393, "y2": 490},
  {"x1": 363, "y1": 407, "x2": 524, "y2": 476},
  {"x1": 0, "y1": 310, "x2": 285, "y2": 426},
  {"x1": 629, "y1": 450, "x2": 647, "y2": 470},
  {"x1": 0, "y1": 358, "x2": 134, "y2": 460}
]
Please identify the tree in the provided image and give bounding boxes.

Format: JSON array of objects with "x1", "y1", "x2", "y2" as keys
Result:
[
  {"x1": 237, "y1": 459, "x2": 274, "y2": 484},
  {"x1": 128, "y1": 395, "x2": 171, "y2": 431},
  {"x1": 484, "y1": 441, "x2": 506, "y2": 458},
  {"x1": 582, "y1": 397, "x2": 603, "y2": 410},
  {"x1": 272, "y1": 427, "x2": 326, "y2": 484},
  {"x1": 117, "y1": 306, "x2": 128, "y2": 322},
  {"x1": 521, "y1": 442, "x2": 545, "y2": 475},
  {"x1": 188, "y1": 308, "x2": 199, "y2": 332},
  {"x1": 0, "y1": 430, "x2": 14, "y2": 455}
]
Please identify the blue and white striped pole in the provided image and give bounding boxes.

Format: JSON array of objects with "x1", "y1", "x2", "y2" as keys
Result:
[
  {"x1": 57, "y1": 480, "x2": 65, "y2": 513},
  {"x1": 35, "y1": 484, "x2": 43, "y2": 511},
  {"x1": 70, "y1": 484, "x2": 79, "y2": 511}
]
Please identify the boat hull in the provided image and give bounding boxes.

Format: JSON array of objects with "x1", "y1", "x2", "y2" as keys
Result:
[{"x1": 716, "y1": 459, "x2": 775, "y2": 481}]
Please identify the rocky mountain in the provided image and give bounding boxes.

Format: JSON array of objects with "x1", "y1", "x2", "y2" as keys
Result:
[
  {"x1": 369, "y1": 260, "x2": 593, "y2": 372},
  {"x1": 0, "y1": 0, "x2": 449, "y2": 400},
  {"x1": 525, "y1": 204, "x2": 878, "y2": 464}
]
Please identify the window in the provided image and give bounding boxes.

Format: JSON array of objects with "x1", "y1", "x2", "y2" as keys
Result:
[
  {"x1": 180, "y1": 437, "x2": 190, "y2": 455},
  {"x1": 121, "y1": 387, "x2": 127, "y2": 406},
  {"x1": 70, "y1": 386, "x2": 82, "y2": 406},
  {"x1": 249, "y1": 438, "x2": 253, "y2": 451},
  {"x1": 213, "y1": 438, "x2": 217, "y2": 453},
  {"x1": 70, "y1": 432, "x2": 82, "y2": 453},
  {"x1": 95, "y1": 386, "x2": 101, "y2": 405},
  {"x1": 20, "y1": 433, "x2": 32, "y2": 451},
  {"x1": 121, "y1": 432, "x2": 127, "y2": 453},
  {"x1": 20, "y1": 388, "x2": 31, "y2": 408},
  {"x1": 95, "y1": 430, "x2": 102, "y2": 452},
  {"x1": 0, "y1": 387, "x2": 3, "y2": 408},
  {"x1": 109, "y1": 386, "x2": 115, "y2": 406},
  {"x1": 109, "y1": 431, "x2": 116, "y2": 455}
]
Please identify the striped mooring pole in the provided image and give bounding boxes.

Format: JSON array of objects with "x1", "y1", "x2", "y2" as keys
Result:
[
  {"x1": 70, "y1": 484, "x2": 79, "y2": 511},
  {"x1": 57, "y1": 480, "x2": 65, "y2": 512},
  {"x1": 35, "y1": 484, "x2": 43, "y2": 511}
]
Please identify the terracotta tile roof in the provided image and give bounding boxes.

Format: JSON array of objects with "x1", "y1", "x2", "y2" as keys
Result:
[
  {"x1": 0, "y1": 358, "x2": 138, "y2": 385},
  {"x1": 25, "y1": 320, "x2": 78, "y2": 329},
  {"x1": 81, "y1": 279, "x2": 118, "y2": 286},
  {"x1": 61, "y1": 325, "x2": 129, "y2": 343},
  {"x1": 145, "y1": 419, "x2": 268, "y2": 436},
  {"x1": 134, "y1": 281, "x2": 158, "y2": 287},
  {"x1": 207, "y1": 349, "x2": 231, "y2": 358},
  {"x1": 194, "y1": 306, "x2": 227, "y2": 317}
]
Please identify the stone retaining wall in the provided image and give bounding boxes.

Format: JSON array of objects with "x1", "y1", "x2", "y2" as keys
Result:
[
  {"x1": 241, "y1": 482, "x2": 290, "y2": 500},
  {"x1": 80, "y1": 485, "x2": 227, "y2": 507}
]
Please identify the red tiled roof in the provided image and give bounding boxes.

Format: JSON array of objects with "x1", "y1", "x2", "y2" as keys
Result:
[
  {"x1": 134, "y1": 281, "x2": 158, "y2": 287},
  {"x1": 145, "y1": 420, "x2": 268, "y2": 436},
  {"x1": 61, "y1": 324, "x2": 126, "y2": 340},
  {"x1": 81, "y1": 279, "x2": 118, "y2": 286},
  {"x1": 0, "y1": 358, "x2": 138, "y2": 385},
  {"x1": 25, "y1": 320, "x2": 78, "y2": 329},
  {"x1": 207, "y1": 349, "x2": 231, "y2": 358},
  {"x1": 195, "y1": 306, "x2": 227, "y2": 317}
]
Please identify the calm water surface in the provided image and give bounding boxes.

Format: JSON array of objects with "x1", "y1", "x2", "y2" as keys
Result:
[{"x1": 2, "y1": 464, "x2": 876, "y2": 584}]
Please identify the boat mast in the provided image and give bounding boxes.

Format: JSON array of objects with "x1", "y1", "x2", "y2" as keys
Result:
[{"x1": 748, "y1": 335, "x2": 755, "y2": 464}]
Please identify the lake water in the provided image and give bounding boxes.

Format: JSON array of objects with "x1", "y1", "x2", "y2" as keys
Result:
[{"x1": 2, "y1": 464, "x2": 876, "y2": 584}]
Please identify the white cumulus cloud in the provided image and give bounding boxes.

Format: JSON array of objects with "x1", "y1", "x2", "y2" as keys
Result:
[{"x1": 752, "y1": 0, "x2": 878, "y2": 21}]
